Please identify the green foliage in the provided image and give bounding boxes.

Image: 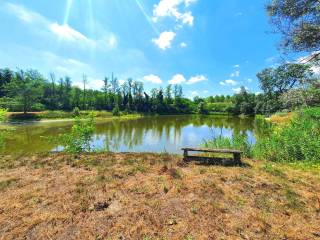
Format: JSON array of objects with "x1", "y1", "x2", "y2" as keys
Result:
[
  {"x1": 112, "y1": 105, "x2": 120, "y2": 116},
  {"x1": 253, "y1": 107, "x2": 320, "y2": 163},
  {"x1": 57, "y1": 113, "x2": 96, "y2": 153},
  {"x1": 0, "y1": 108, "x2": 7, "y2": 122},
  {"x1": 267, "y1": 0, "x2": 320, "y2": 53},
  {"x1": 0, "y1": 108, "x2": 8, "y2": 150},
  {"x1": 257, "y1": 63, "x2": 315, "y2": 95},
  {"x1": 72, "y1": 107, "x2": 80, "y2": 117},
  {"x1": 197, "y1": 102, "x2": 208, "y2": 114},
  {"x1": 5, "y1": 70, "x2": 45, "y2": 113},
  {"x1": 203, "y1": 133, "x2": 253, "y2": 158}
]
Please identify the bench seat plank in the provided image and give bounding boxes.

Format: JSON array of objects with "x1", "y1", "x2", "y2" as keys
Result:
[{"x1": 181, "y1": 148, "x2": 242, "y2": 154}]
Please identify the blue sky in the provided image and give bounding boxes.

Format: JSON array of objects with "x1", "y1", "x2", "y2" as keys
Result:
[{"x1": 0, "y1": 0, "x2": 284, "y2": 97}]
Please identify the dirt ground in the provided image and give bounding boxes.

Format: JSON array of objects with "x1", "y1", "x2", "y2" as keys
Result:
[{"x1": 0, "y1": 153, "x2": 319, "y2": 240}]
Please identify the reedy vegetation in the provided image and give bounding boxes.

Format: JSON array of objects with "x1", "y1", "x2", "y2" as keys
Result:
[{"x1": 204, "y1": 107, "x2": 320, "y2": 163}]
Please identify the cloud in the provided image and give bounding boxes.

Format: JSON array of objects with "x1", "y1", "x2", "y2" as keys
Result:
[
  {"x1": 203, "y1": 90, "x2": 209, "y2": 94},
  {"x1": 233, "y1": 86, "x2": 249, "y2": 93},
  {"x1": 5, "y1": 3, "x2": 46, "y2": 24},
  {"x1": 152, "y1": 0, "x2": 196, "y2": 26},
  {"x1": 5, "y1": 3, "x2": 117, "y2": 51},
  {"x1": 187, "y1": 75, "x2": 207, "y2": 84},
  {"x1": 152, "y1": 31, "x2": 176, "y2": 50},
  {"x1": 50, "y1": 23, "x2": 90, "y2": 43},
  {"x1": 190, "y1": 91, "x2": 199, "y2": 96},
  {"x1": 230, "y1": 70, "x2": 240, "y2": 78},
  {"x1": 118, "y1": 79, "x2": 126, "y2": 85},
  {"x1": 143, "y1": 74, "x2": 163, "y2": 84},
  {"x1": 234, "y1": 64, "x2": 240, "y2": 68},
  {"x1": 168, "y1": 74, "x2": 187, "y2": 84},
  {"x1": 220, "y1": 79, "x2": 238, "y2": 86},
  {"x1": 180, "y1": 42, "x2": 187, "y2": 48},
  {"x1": 247, "y1": 78, "x2": 253, "y2": 83}
]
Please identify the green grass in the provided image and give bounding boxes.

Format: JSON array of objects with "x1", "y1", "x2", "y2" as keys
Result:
[{"x1": 0, "y1": 178, "x2": 19, "y2": 191}]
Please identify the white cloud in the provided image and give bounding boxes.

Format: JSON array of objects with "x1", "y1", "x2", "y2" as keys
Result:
[
  {"x1": 50, "y1": 23, "x2": 90, "y2": 43},
  {"x1": 220, "y1": 79, "x2": 238, "y2": 86},
  {"x1": 168, "y1": 74, "x2": 187, "y2": 84},
  {"x1": 203, "y1": 90, "x2": 209, "y2": 94},
  {"x1": 247, "y1": 78, "x2": 253, "y2": 83},
  {"x1": 190, "y1": 91, "x2": 199, "y2": 96},
  {"x1": 180, "y1": 42, "x2": 187, "y2": 48},
  {"x1": 230, "y1": 70, "x2": 240, "y2": 78},
  {"x1": 5, "y1": 3, "x2": 46, "y2": 24},
  {"x1": 187, "y1": 75, "x2": 207, "y2": 84},
  {"x1": 152, "y1": 31, "x2": 176, "y2": 50},
  {"x1": 143, "y1": 74, "x2": 163, "y2": 84},
  {"x1": 233, "y1": 86, "x2": 249, "y2": 93},
  {"x1": 152, "y1": 0, "x2": 196, "y2": 26},
  {"x1": 118, "y1": 79, "x2": 126, "y2": 85},
  {"x1": 5, "y1": 3, "x2": 117, "y2": 51},
  {"x1": 234, "y1": 64, "x2": 240, "y2": 68}
]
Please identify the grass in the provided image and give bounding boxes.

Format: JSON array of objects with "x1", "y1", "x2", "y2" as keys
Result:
[
  {"x1": 0, "y1": 153, "x2": 319, "y2": 239},
  {"x1": 6, "y1": 110, "x2": 142, "y2": 121}
]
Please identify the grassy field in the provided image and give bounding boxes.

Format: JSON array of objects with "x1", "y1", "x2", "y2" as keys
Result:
[
  {"x1": 0, "y1": 153, "x2": 319, "y2": 239},
  {"x1": 5, "y1": 111, "x2": 142, "y2": 121}
]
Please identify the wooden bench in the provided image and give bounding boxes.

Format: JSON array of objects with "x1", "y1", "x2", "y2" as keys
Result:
[{"x1": 182, "y1": 148, "x2": 242, "y2": 165}]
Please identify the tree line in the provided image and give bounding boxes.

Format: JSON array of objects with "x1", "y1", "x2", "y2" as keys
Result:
[{"x1": 0, "y1": 63, "x2": 318, "y2": 116}]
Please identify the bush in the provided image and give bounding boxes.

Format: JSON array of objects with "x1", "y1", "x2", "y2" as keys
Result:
[
  {"x1": 72, "y1": 107, "x2": 81, "y2": 117},
  {"x1": 112, "y1": 105, "x2": 120, "y2": 116},
  {"x1": 253, "y1": 107, "x2": 320, "y2": 163},
  {"x1": 57, "y1": 113, "x2": 95, "y2": 153},
  {"x1": 0, "y1": 108, "x2": 7, "y2": 122}
]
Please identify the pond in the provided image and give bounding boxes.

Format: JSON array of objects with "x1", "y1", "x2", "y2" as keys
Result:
[{"x1": 1, "y1": 115, "x2": 255, "y2": 154}]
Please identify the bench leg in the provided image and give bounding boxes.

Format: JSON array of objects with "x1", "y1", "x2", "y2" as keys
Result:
[
  {"x1": 233, "y1": 153, "x2": 241, "y2": 165},
  {"x1": 183, "y1": 150, "x2": 189, "y2": 162}
]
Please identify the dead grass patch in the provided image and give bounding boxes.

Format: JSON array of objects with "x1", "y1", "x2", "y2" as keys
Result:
[{"x1": 0, "y1": 153, "x2": 319, "y2": 239}]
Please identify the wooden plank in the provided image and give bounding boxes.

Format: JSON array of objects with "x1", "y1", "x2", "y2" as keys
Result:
[{"x1": 181, "y1": 148, "x2": 242, "y2": 154}]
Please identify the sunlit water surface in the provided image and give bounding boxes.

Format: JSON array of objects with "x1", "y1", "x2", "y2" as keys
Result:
[{"x1": 1, "y1": 115, "x2": 256, "y2": 154}]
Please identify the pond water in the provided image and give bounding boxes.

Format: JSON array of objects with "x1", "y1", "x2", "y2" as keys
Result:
[{"x1": 1, "y1": 115, "x2": 255, "y2": 154}]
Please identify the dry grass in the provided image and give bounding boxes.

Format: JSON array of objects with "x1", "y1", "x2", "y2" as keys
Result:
[
  {"x1": 0, "y1": 153, "x2": 319, "y2": 240},
  {"x1": 269, "y1": 112, "x2": 294, "y2": 125}
]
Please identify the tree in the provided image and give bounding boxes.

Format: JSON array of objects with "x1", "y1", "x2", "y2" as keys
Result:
[
  {"x1": 232, "y1": 87, "x2": 256, "y2": 115},
  {"x1": 82, "y1": 74, "x2": 88, "y2": 110},
  {"x1": 267, "y1": 0, "x2": 320, "y2": 53},
  {"x1": 0, "y1": 68, "x2": 13, "y2": 97},
  {"x1": 257, "y1": 63, "x2": 315, "y2": 94},
  {"x1": 102, "y1": 77, "x2": 109, "y2": 109},
  {"x1": 5, "y1": 70, "x2": 44, "y2": 113}
]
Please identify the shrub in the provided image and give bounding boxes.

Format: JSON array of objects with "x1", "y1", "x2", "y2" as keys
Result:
[
  {"x1": 57, "y1": 113, "x2": 95, "y2": 153},
  {"x1": 0, "y1": 108, "x2": 7, "y2": 122},
  {"x1": 112, "y1": 105, "x2": 120, "y2": 116},
  {"x1": 72, "y1": 107, "x2": 81, "y2": 117}
]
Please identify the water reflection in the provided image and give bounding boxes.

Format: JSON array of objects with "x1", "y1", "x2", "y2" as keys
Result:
[{"x1": 2, "y1": 115, "x2": 255, "y2": 154}]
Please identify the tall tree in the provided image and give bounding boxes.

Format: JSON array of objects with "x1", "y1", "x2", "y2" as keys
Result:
[
  {"x1": 257, "y1": 63, "x2": 315, "y2": 94},
  {"x1": 266, "y1": 0, "x2": 320, "y2": 53},
  {"x1": 102, "y1": 77, "x2": 109, "y2": 109},
  {"x1": 82, "y1": 74, "x2": 88, "y2": 110},
  {"x1": 5, "y1": 70, "x2": 44, "y2": 113},
  {"x1": 0, "y1": 68, "x2": 13, "y2": 97}
]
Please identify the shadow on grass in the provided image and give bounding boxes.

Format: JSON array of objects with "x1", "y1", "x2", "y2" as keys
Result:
[
  {"x1": 184, "y1": 156, "x2": 251, "y2": 168},
  {"x1": 8, "y1": 113, "x2": 41, "y2": 122}
]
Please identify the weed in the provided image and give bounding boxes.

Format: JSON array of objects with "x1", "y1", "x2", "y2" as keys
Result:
[
  {"x1": 0, "y1": 178, "x2": 18, "y2": 191},
  {"x1": 284, "y1": 187, "x2": 305, "y2": 211},
  {"x1": 262, "y1": 163, "x2": 286, "y2": 178}
]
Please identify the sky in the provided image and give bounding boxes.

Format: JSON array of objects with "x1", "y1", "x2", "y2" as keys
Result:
[{"x1": 0, "y1": 0, "x2": 286, "y2": 97}]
